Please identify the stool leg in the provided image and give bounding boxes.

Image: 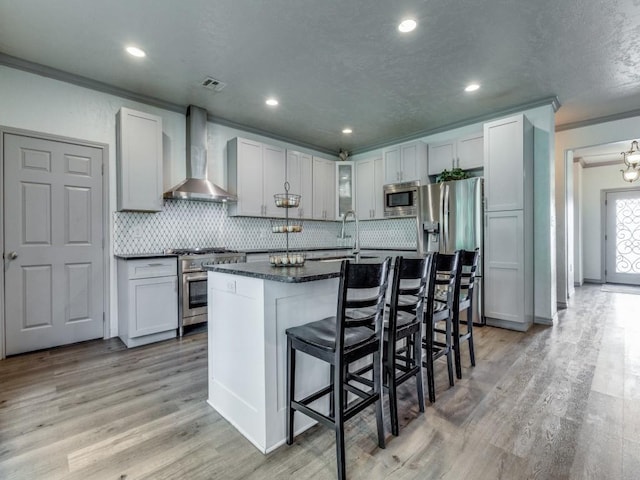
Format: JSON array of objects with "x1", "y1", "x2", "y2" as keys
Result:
[
  {"x1": 414, "y1": 330, "x2": 425, "y2": 413},
  {"x1": 329, "y1": 366, "x2": 335, "y2": 418},
  {"x1": 467, "y1": 306, "x2": 476, "y2": 367},
  {"x1": 453, "y1": 309, "x2": 462, "y2": 380},
  {"x1": 372, "y1": 349, "x2": 386, "y2": 448},
  {"x1": 445, "y1": 316, "x2": 454, "y2": 387},
  {"x1": 286, "y1": 337, "x2": 295, "y2": 445},
  {"x1": 335, "y1": 358, "x2": 346, "y2": 480},
  {"x1": 424, "y1": 322, "x2": 436, "y2": 403}
]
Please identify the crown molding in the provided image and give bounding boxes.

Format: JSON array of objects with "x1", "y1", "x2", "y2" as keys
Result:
[
  {"x1": 351, "y1": 96, "x2": 561, "y2": 155},
  {"x1": 0, "y1": 53, "x2": 338, "y2": 155},
  {"x1": 0, "y1": 52, "x2": 185, "y2": 113},
  {"x1": 556, "y1": 108, "x2": 640, "y2": 132}
]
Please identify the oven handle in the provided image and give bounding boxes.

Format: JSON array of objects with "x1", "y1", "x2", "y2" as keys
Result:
[{"x1": 184, "y1": 272, "x2": 208, "y2": 282}]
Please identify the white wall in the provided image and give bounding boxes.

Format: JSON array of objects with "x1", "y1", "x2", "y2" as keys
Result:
[
  {"x1": 573, "y1": 161, "x2": 583, "y2": 285},
  {"x1": 0, "y1": 65, "x2": 185, "y2": 340},
  {"x1": 0, "y1": 65, "x2": 336, "y2": 341},
  {"x1": 555, "y1": 115, "x2": 640, "y2": 303},
  {"x1": 580, "y1": 163, "x2": 637, "y2": 281},
  {"x1": 354, "y1": 104, "x2": 558, "y2": 324},
  {"x1": 0, "y1": 64, "x2": 562, "y2": 342}
]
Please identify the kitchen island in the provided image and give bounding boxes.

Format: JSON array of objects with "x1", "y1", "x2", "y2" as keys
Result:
[{"x1": 204, "y1": 260, "x2": 348, "y2": 454}]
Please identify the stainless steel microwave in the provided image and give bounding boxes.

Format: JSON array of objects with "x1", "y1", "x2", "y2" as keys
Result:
[{"x1": 383, "y1": 181, "x2": 420, "y2": 217}]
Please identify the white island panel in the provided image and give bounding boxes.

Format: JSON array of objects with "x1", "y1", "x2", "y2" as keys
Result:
[{"x1": 208, "y1": 269, "x2": 340, "y2": 453}]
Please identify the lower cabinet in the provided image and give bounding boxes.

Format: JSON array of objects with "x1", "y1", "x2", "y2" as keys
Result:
[
  {"x1": 117, "y1": 257, "x2": 178, "y2": 347},
  {"x1": 483, "y1": 210, "x2": 533, "y2": 331}
]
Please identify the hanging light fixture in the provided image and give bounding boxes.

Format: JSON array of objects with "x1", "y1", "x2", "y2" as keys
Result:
[{"x1": 620, "y1": 140, "x2": 640, "y2": 182}]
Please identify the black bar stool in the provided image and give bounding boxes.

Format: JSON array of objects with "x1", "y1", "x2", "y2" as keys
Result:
[
  {"x1": 423, "y1": 251, "x2": 461, "y2": 403},
  {"x1": 285, "y1": 257, "x2": 391, "y2": 480},
  {"x1": 453, "y1": 248, "x2": 479, "y2": 379},
  {"x1": 384, "y1": 254, "x2": 430, "y2": 436}
]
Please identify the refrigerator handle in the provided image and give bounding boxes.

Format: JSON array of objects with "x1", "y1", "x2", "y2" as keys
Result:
[{"x1": 442, "y1": 184, "x2": 449, "y2": 252}]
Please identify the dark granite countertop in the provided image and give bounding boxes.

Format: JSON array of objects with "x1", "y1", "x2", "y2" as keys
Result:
[
  {"x1": 241, "y1": 246, "x2": 416, "y2": 255},
  {"x1": 114, "y1": 253, "x2": 178, "y2": 259},
  {"x1": 204, "y1": 257, "x2": 391, "y2": 283},
  {"x1": 203, "y1": 260, "x2": 341, "y2": 283}
]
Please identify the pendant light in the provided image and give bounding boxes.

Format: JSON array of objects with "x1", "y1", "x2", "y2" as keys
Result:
[{"x1": 620, "y1": 140, "x2": 640, "y2": 183}]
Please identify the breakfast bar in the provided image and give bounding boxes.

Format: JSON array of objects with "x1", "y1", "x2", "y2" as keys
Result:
[{"x1": 204, "y1": 260, "x2": 347, "y2": 454}]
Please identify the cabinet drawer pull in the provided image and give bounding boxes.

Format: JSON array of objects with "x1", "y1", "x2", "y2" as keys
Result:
[{"x1": 147, "y1": 263, "x2": 164, "y2": 267}]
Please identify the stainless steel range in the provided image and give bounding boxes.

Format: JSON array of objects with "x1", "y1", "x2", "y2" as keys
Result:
[{"x1": 166, "y1": 248, "x2": 246, "y2": 335}]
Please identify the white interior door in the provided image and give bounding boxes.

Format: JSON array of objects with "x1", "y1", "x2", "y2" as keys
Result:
[
  {"x1": 605, "y1": 189, "x2": 640, "y2": 285},
  {"x1": 4, "y1": 133, "x2": 104, "y2": 355}
]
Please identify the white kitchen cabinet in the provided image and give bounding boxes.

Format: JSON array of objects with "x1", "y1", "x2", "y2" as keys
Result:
[
  {"x1": 484, "y1": 115, "x2": 533, "y2": 212},
  {"x1": 483, "y1": 211, "x2": 532, "y2": 331},
  {"x1": 355, "y1": 155, "x2": 384, "y2": 219},
  {"x1": 116, "y1": 107, "x2": 163, "y2": 212},
  {"x1": 312, "y1": 156, "x2": 336, "y2": 220},
  {"x1": 427, "y1": 133, "x2": 484, "y2": 176},
  {"x1": 336, "y1": 161, "x2": 355, "y2": 219},
  {"x1": 483, "y1": 113, "x2": 533, "y2": 331},
  {"x1": 286, "y1": 150, "x2": 313, "y2": 219},
  {"x1": 117, "y1": 257, "x2": 178, "y2": 348},
  {"x1": 427, "y1": 141, "x2": 456, "y2": 176},
  {"x1": 227, "y1": 137, "x2": 286, "y2": 218},
  {"x1": 383, "y1": 140, "x2": 428, "y2": 184},
  {"x1": 456, "y1": 132, "x2": 484, "y2": 170}
]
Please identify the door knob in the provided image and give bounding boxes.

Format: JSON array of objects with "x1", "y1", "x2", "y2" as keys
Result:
[{"x1": 6, "y1": 251, "x2": 18, "y2": 260}]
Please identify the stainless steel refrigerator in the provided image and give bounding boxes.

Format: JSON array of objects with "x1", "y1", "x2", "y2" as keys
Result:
[{"x1": 418, "y1": 177, "x2": 484, "y2": 324}]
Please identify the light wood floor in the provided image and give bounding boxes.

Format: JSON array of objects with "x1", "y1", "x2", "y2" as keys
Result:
[{"x1": 1, "y1": 284, "x2": 639, "y2": 479}]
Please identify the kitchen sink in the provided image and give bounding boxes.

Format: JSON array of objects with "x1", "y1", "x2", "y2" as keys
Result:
[{"x1": 308, "y1": 254, "x2": 378, "y2": 263}]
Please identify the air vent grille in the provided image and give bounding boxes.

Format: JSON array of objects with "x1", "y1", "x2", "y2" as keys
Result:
[{"x1": 201, "y1": 76, "x2": 226, "y2": 91}]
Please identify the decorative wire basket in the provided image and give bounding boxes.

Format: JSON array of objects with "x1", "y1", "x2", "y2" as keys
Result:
[
  {"x1": 270, "y1": 219, "x2": 303, "y2": 233},
  {"x1": 273, "y1": 193, "x2": 301, "y2": 208},
  {"x1": 269, "y1": 252, "x2": 306, "y2": 267}
]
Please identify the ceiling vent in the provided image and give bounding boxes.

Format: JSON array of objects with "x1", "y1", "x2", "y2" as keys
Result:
[{"x1": 201, "y1": 76, "x2": 226, "y2": 92}]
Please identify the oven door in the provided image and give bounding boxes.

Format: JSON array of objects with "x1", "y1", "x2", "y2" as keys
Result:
[{"x1": 183, "y1": 272, "x2": 208, "y2": 321}]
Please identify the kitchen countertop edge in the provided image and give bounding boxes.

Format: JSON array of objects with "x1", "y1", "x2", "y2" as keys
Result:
[
  {"x1": 114, "y1": 253, "x2": 178, "y2": 259},
  {"x1": 204, "y1": 261, "x2": 343, "y2": 283}
]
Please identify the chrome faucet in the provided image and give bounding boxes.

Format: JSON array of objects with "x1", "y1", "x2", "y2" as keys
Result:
[{"x1": 340, "y1": 210, "x2": 360, "y2": 258}]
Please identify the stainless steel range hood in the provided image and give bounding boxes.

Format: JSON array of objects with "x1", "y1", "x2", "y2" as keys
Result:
[{"x1": 164, "y1": 105, "x2": 237, "y2": 203}]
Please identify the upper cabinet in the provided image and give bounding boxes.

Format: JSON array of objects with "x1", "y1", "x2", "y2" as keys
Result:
[
  {"x1": 227, "y1": 137, "x2": 286, "y2": 217},
  {"x1": 457, "y1": 133, "x2": 484, "y2": 170},
  {"x1": 355, "y1": 156, "x2": 384, "y2": 220},
  {"x1": 383, "y1": 140, "x2": 428, "y2": 184},
  {"x1": 116, "y1": 107, "x2": 163, "y2": 212},
  {"x1": 427, "y1": 133, "x2": 484, "y2": 176},
  {"x1": 484, "y1": 115, "x2": 533, "y2": 212},
  {"x1": 336, "y1": 161, "x2": 355, "y2": 219},
  {"x1": 312, "y1": 156, "x2": 336, "y2": 220},
  {"x1": 286, "y1": 150, "x2": 313, "y2": 219}
]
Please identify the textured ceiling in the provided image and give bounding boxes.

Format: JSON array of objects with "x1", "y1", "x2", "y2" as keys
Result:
[{"x1": 1, "y1": 0, "x2": 640, "y2": 154}]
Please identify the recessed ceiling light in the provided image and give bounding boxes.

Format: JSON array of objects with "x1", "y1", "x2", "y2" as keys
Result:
[
  {"x1": 342, "y1": 128, "x2": 353, "y2": 134},
  {"x1": 465, "y1": 83, "x2": 480, "y2": 92},
  {"x1": 398, "y1": 19, "x2": 417, "y2": 33},
  {"x1": 125, "y1": 46, "x2": 146, "y2": 58},
  {"x1": 265, "y1": 98, "x2": 279, "y2": 106}
]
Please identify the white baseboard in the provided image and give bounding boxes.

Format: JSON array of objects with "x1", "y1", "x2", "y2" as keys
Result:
[{"x1": 485, "y1": 317, "x2": 531, "y2": 332}]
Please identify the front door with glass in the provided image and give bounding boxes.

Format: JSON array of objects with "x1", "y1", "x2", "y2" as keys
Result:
[{"x1": 605, "y1": 189, "x2": 640, "y2": 285}]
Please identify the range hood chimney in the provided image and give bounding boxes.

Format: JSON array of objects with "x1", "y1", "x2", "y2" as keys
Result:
[{"x1": 163, "y1": 105, "x2": 237, "y2": 203}]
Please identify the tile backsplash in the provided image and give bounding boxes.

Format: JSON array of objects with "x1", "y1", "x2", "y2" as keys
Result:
[{"x1": 113, "y1": 199, "x2": 417, "y2": 254}]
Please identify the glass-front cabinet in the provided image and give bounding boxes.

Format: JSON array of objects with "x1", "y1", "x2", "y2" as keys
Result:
[{"x1": 336, "y1": 161, "x2": 355, "y2": 219}]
